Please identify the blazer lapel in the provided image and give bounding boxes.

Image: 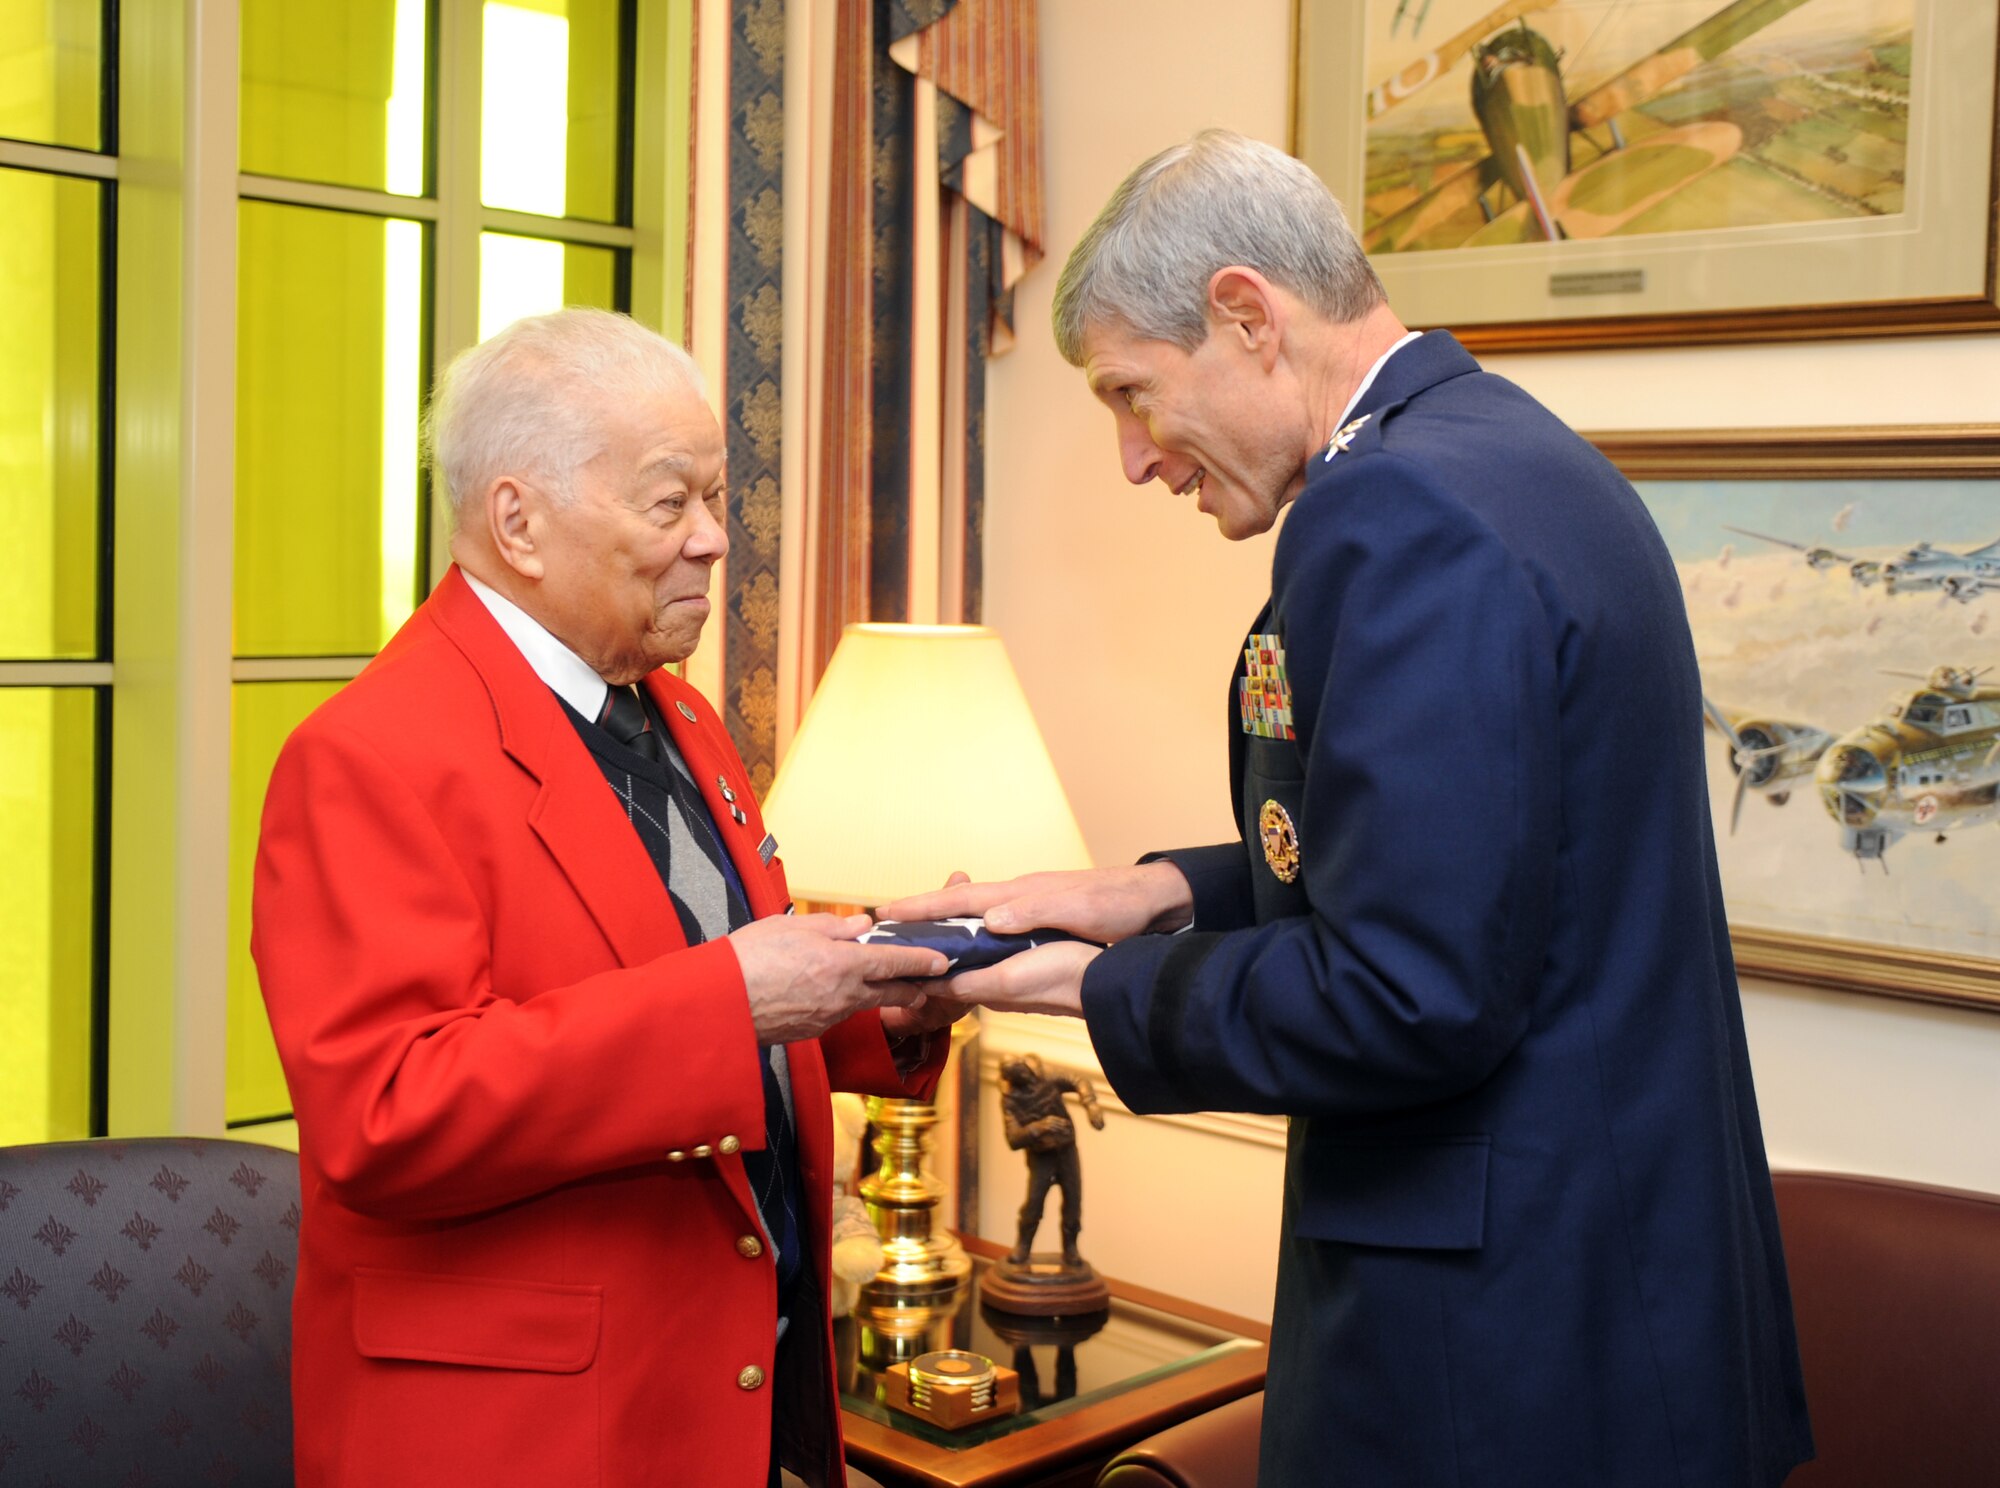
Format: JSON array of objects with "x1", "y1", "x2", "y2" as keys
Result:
[
  {"x1": 645, "y1": 673, "x2": 790, "y2": 920},
  {"x1": 428, "y1": 567, "x2": 690, "y2": 971}
]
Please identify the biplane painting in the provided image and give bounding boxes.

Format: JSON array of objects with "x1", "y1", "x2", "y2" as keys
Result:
[
  {"x1": 1363, "y1": 0, "x2": 1914, "y2": 253},
  {"x1": 1636, "y1": 477, "x2": 2000, "y2": 963}
]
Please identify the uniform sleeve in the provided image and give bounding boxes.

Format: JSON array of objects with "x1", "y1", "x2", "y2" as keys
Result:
[
  {"x1": 251, "y1": 721, "x2": 767, "y2": 1222},
  {"x1": 1082, "y1": 456, "x2": 1560, "y2": 1119},
  {"x1": 1144, "y1": 843, "x2": 1255, "y2": 931}
]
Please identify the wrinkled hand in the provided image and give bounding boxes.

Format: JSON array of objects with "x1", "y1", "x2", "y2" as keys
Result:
[
  {"x1": 875, "y1": 863, "x2": 1193, "y2": 944},
  {"x1": 729, "y1": 913, "x2": 946, "y2": 1046},
  {"x1": 931, "y1": 939, "x2": 1102, "y2": 1019},
  {"x1": 878, "y1": 995, "x2": 972, "y2": 1040}
]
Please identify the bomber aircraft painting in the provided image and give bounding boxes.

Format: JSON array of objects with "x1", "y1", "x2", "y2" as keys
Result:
[
  {"x1": 1723, "y1": 526, "x2": 2000, "y2": 602},
  {"x1": 1706, "y1": 667, "x2": 2000, "y2": 864},
  {"x1": 1639, "y1": 476, "x2": 2000, "y2": 961},
  {"x1": 1362, "y1": 0, "x2": 1914, "y2": 252}
]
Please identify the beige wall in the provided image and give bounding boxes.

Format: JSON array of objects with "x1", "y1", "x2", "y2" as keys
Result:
[{"x1": 969, "y1": 0, "x2": 2000, "y2": 1322}]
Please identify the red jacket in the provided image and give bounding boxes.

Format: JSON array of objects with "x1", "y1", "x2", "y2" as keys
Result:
[{"x1": 253, "y1": 567, "x2": 941, "y2": 1487}]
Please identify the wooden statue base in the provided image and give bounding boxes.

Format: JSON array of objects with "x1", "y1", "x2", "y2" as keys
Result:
[{"x1": 978, "y1": 1253, "x2": 1112, "y2": 1317}]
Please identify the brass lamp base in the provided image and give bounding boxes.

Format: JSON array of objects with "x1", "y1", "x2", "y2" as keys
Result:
[{"x1": 859, "y1": 1096, "x2": 972, "y2": 1303}]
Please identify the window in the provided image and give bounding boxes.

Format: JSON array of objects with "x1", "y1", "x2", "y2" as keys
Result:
[
  {"x1": 226, "y1": 0, "x2": 640, "y2": 1127},
  {"x1": 0, "y1": 0, "x2": 113, "y2": 1144},
  {"x1": 4, "y1": 0, "x2": 687, "y2": 1143}
]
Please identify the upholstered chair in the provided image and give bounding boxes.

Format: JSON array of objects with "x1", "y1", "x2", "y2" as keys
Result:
[{"x1": 0, "y1": 1137, "x2": 298, "y2": 1485}]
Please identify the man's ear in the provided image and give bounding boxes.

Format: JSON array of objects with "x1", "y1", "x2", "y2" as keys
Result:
[
  {"x1": 1208, "y1": 267, "x2": 1285, "y2": 369},
  {"x1": 486, "y1": 476, "x2": 546, "y2": 580}
]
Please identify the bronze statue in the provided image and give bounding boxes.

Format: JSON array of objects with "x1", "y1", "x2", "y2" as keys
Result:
[
  {"x1": 1001, "y1": 1054, "x2": 1104, "y2": 1265},
  {"x1": 981, "y1": 1055, "x2": 1111, "y2": 1315}
]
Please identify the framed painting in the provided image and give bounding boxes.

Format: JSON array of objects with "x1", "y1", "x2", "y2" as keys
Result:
[
  {"x1": 1592, "y1": 425, "x2": 2000, "y2": 1012},
  {"x1": 1292, "y1": 0, "x2": 2000, "y2": 352}
]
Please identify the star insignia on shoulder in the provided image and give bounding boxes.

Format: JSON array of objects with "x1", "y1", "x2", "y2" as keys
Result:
[{"x1": 1324, "y1": 413, "x2": 1372, "y2": 462}]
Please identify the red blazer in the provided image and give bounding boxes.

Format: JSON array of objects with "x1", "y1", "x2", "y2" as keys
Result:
[{"x1": 253, "y1": 567, "x2": 942, "y2": 1487}]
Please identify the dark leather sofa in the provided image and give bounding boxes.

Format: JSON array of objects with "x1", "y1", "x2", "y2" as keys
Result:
[{"x1": 1096, "y1": 1171, "x2": 2000, "y2": 1488}]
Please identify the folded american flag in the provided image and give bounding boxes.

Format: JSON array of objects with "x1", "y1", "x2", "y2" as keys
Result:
[{"x1": 856, "y1": 917, "x2": 1092, "y2": 975}]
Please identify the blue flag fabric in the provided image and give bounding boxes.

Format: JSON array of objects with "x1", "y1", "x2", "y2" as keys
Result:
[{"x1": 856, "y1": 918, "x2": 1093, "y2": 975}]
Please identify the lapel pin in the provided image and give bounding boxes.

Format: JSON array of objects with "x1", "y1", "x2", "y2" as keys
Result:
[
  {"x1": 1324, "y1": 413, "x2": 1371, "y2": 463},
  {"x1": 676, "y1": 701, "x2": 698, "y2": 723}
]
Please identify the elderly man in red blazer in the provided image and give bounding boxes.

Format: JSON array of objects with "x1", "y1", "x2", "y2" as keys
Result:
[{"x1": 252, "y1": 308, "x2": 952, "y2": 1488}]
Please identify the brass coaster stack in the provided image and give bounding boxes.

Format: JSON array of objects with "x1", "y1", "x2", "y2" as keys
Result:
[{"x1": 883, "y1": 1349, "x2": 1022, "y2": 1430}]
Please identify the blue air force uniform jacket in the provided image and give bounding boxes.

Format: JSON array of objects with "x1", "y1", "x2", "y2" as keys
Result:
[{"x1": 1080, "y1": 333, "x2": 1813, "y2": 1487}]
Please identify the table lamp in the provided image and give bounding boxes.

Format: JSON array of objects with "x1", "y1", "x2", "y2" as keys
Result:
[{"x1": 761, "y1": 623, "x2": 1092, "y2": 1302}]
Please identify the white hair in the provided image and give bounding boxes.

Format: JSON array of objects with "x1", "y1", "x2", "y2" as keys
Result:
[
  {"x1": 424, "y1": 307, "x2": 708, "y2": 519},
  {"x1": 1051, "y1": 129, "x2": 1384, "y2": 365}
]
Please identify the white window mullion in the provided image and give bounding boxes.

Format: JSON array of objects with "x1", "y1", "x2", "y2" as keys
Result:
[
  {"x1": 428, "y1": 0, "x2": 487, "y2": 585},
  {"x1": 0, "y1": 138, "x2": 119, "y2": 179},
  {"x1": 108, "y1": 0, "x2": 241, "y2": 1137}
]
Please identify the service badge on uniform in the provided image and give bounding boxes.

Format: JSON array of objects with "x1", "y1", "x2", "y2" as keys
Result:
[
  {"x1": 1324, "y1": 412, "x2": 1371, "y2": 462},
  {"x1": 1240, "y1": 634, "x2": 1295, "y2": 739},
  {"x1": 1259, "y1": 799, "x2": 1300, "y2": 883}
]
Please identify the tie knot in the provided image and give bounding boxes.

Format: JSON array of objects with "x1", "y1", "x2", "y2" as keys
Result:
[{"x1": 601, "y1": 685, "x2": 663, "y2": 762}]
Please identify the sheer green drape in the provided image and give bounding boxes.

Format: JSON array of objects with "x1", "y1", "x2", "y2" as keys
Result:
[
  {"x1": 0, "y1": 689, "x2": 98, "y2": 1143},
  {"x1": 240, "y1": 0, "x2": 428, "y2": 195},
  {"x1": 482, "y1": 0, "x2": 627, "y2": 222},
  {"x1": 0, "y1": 166, "x2": 100, "y2": 661},
  {"x1": 235, "y1": 200, "x2": 426, "y2": 657},
  {"x1": 478, "y1": 231, "x2": 619, "y2": 338},
  {"x1": 0, "y1": 0, "x2": 103, "y2": 151},
  {"x1": 227, "y1": 681, "x2": 343, "y2": 1124}
]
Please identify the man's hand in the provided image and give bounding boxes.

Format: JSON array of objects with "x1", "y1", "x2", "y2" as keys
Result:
[
  {"x1": 728, "y1": 913, "x2": 946, "y2": 1045},
  {"x1": 878, "y1": 995, "x2": 972, "y2": 1041},
  {"x1": 930, "y1": 939, "x2": 1102, "y2": 1020},
  {"x1": 875, "y1": 862, "x2": 1194, "y2": 944}
]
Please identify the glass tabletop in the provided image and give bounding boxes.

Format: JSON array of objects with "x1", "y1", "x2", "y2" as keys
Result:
[{"x1": 834, "y1": 1256, "x2": 1261, "y2": 1451}]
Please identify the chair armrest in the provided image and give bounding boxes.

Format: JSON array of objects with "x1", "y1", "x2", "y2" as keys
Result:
[{"x1": 1096, "y1": 1392, "x2": 1264, "y2": 1488}]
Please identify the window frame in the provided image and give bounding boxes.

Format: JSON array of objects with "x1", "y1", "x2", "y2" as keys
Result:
[
  {"x1": 0, "y1": 0, "x2": 695, "y2": 1142},
  {"x1": 0, "y1": 0, "x2": 122, "y2": 1141}
]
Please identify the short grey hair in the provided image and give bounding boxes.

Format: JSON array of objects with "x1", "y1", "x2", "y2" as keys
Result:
[
  {"x1": 1052, "y1": 129, "x2": 1384, "y2": 365},
  {"x1": 425, "y1": 307, "x2": 708, "y2": 519}
]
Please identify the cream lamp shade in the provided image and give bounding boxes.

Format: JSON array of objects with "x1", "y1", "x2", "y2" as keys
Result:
[{"x1": 761, "y1": 623, "x2": 1092, "y2": 905}]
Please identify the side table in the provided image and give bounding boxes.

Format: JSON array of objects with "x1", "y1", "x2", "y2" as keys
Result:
[{"x1": 837, "y1": 1237, "x2": 1268, "y2": 1488}]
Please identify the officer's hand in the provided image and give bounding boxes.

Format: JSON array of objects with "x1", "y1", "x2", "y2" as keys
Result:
[
  {"x1": 729, "y1": 913, "x2": 946, "y2": 1046},
  {"x1": 875, "y1": 863, "x2": 1193, "y2": 944},
  {"x1": 928, "y1": 939, "x2": 1101, "y2": 1019}
]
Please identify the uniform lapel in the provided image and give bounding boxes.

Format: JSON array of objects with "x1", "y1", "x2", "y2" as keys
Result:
[
  {"x1": 1228, "y1": 602, "x2": 1273, "y2": 818},
  {"x1": 1346, "y1": 330, "x2": 1480, "y2": 427},
  {"x1": 428, "y1": 567, "x2": 690, "y2": 971}
]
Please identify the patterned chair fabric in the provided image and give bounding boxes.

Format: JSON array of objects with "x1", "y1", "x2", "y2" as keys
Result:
[{"x1": 0, "y1": 1137, "x2": 297, "y2": 1485}]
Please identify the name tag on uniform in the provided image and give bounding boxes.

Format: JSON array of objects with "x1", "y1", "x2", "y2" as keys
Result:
[
  {"x1": 1239, "y1": 633, "x2": 1296, "y2": 740},
  {"x1": 757, "y1": 832, "x2": 779, "y2": 866}
]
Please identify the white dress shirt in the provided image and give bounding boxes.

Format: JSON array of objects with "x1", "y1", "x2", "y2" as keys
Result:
[
  {"x1": 462, "y1": 570, "x2": 612, "y2": 723},
  {"x1": 1327, "y1": 329, "x2": 1424, "y2": 459}
]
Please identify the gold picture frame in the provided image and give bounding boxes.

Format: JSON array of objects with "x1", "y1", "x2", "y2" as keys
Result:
[
  {"x1": 1293, "y1": 1, "x2": 2000, "y2": 353},
  {"x1": 1593, "y1": 424, "x2": 2000, "y2": 1013}
]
